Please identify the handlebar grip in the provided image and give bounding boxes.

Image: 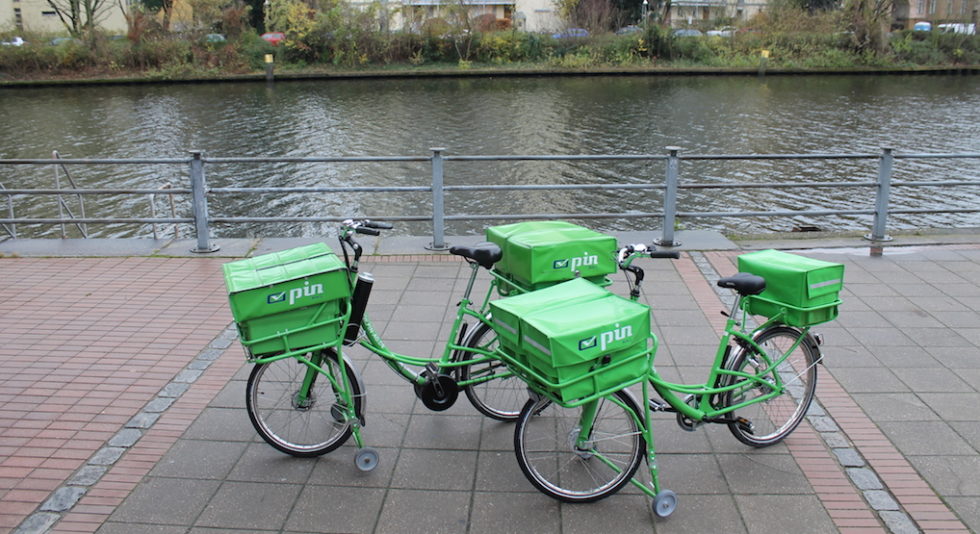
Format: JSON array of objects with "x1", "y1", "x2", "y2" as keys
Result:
[
  {"x1": 649, "y1": 251, "x2": 681, "y2": 259},
  {"x1": 364, "y1": 220, "x2": 393, "y2": 230},
  {"x1": 355, "y1": 227, "x2": 381, "y2": 236}
]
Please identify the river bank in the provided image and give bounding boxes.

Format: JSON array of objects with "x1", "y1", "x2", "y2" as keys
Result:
[
  {"x1": 2, "y1": 22, "x2": 979, "y2": 88},
  {"x1": 1, "y1": 62, "x2": 979, "y2": 89}
]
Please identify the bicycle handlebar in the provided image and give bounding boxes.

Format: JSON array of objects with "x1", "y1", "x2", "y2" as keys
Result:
[
  {"x1": 363, "y1": 220, "x2": 394, "y2": 230},
  {"x1": 649, "y1": 251, "x2": 681, "y2": 259},
  {"x1": 355, "y1": 227, "x2": 381, "y2": 236}
]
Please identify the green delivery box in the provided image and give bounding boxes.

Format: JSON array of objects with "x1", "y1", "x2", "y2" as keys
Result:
[
  {"x1": 489, "y1": 278, "x2": 610, "y2": 352},
  {"x1": 223, "y1": 243, "x2": 351, "y2": 355},
  {"x1": 486, "y1": 221, "x2": 617, "y2": 291},
  {"x1": 737, "y1": 249, "x2": 844, "y2": 327},
  {"x1": 490, "y1": 279, "x2": 652, "y2": 403},
  {"x1": 521, "y1": 292, "x2": 651, "y2": 402}
]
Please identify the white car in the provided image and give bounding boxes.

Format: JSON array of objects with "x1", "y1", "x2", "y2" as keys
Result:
[
  {"x1": 707, "y1": 27, "x2": 735, "y2": 37},
  {"x1": 1, "y1": 36, "x2": 26, "y2": 46}
]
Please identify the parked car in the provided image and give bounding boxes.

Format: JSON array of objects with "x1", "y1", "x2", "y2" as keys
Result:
[
  {"x1": 938, "y1": 23, "x2": 976, "y2": 35},
  {"x1": 205, "y1": 33, "x2": 226, "y2": 43},
  {"x1": 672, "y1": 29, "x2": 703, "y2": 37},
  {"x1": 616, "y1": 25, "x2": 642, "y2": 35},
  {"x1": 1, "y1": 36, "x2": 26, "y2": 46},
  {"x1": 913, "y1": 21, "x2": 932, "y2": 31},
  {"x1": 552, "y1": 28, "x2": 589, "y2": 39},
  {"x1": 261, "y1": 32, "x2": 286, "y2": 45},
  {"x1": 706, "y1": 26, "x2": 735, "y2": 37}
]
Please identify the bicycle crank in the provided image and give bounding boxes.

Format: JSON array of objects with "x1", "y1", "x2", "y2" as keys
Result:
[
  {"x1": 675, "y1": 394, "x2": 704, "y2": 432},
  {"x1": 414, "y1": 372, "x2": 459, "y2": 411}
]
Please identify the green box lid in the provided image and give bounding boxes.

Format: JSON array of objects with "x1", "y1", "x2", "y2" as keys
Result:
[{"x1": 223, "y1": 243, "x2": 345, "y2": 294}]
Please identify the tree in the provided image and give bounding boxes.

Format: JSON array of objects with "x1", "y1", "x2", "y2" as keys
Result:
[
  {"x1": 45, "y1": 0, "x2": 114, "y2": 37},
  {"x1": 140, "y1": 0, "x2": 177, "y2": 31},
  {"x1": 844, "y1": 0, "x2": 892, "y2": 53}
]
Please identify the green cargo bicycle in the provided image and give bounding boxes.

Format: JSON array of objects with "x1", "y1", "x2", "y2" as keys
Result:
[
  {"x1": 492, "y1": 247, "x2": 843, "y2": 517},
  {"x1": 222, "y1": 219, "x2": 623, "y2": 468}
]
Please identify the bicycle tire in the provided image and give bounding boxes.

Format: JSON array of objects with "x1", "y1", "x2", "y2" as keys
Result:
[
  {"x1": 456, "y1": 322, "x2": 527, "y2": 421},
  {"x1": 514, "y1": 389, "x2": 645, "y2": 503},
  {"x1": 246, "y1": 349, "x2": 363, "y2": 457},
  {"x1": 724, "y1": 326, "x2": 819, "y2": 447}
]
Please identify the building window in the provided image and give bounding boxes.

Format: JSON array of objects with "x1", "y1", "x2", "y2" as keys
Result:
[
  {"x1": 928, "y1": 0, "x2": 936, "y2": 13},
  {"x1": 42, "y1": 10, "x2": 57, "y2": 14},
  {"x1": 14, "y1": 7, "x2": 22, "y2": 29},
  {"x1": 917, "y1": 0, "x2": 926, "y2": 13}
]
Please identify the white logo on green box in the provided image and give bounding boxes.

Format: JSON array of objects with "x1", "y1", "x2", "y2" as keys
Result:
[
  {"x1": 267, "y1": 281, "x2": 324, "y2": 306},
  {"x1": 553, "y1": 252, "x2": 599, "y2": 272},
  {"x1": 579, "y1": 323, "x2": 633, "y2": 352}
]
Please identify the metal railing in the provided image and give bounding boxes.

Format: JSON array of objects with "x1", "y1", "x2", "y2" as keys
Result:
[{"x1": 1, "y1": 148, "x2": 979, "y2": 252}]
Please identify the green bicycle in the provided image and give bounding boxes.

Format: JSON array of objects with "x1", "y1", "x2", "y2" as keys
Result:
[
  {"x1": 225, "y1": 219, "x2": 620, "y2": 468},
  {"x1": 495, "y1": 245, "x2": 842, "y2": 517}
]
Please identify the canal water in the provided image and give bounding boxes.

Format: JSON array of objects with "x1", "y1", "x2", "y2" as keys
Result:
[{"x1": 1, "y1": 74, "x2": 978, "y2": 238}]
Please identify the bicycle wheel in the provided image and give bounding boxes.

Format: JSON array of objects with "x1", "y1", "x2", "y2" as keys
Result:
[
  {"x1": 514, "y1": 390, "x2": 645, "y2": 503},
  {"x1": 724, "y1": 326, "x2": 819, "y2": 447},
  {"x1": 456, "y1": 322, "x2": 527, "y2": 421},
  {"x1": 246, "y1": 349, "x2": 363, "y2": 457}
]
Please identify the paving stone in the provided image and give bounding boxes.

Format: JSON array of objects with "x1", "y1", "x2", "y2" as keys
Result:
[
  {"x1": 40, "y1": 486, "x2": 86, "y2": 512},
  {"x1": 735, "y1": 495, "x2": 835, "y2": 534},
  {"x1": 13, "y1": 512, "x2": 60, "y2": 534},
  {"x1": 879, "y1": 421, "x2": 975, "y2": 455},
  {"x1": 174, "y1": 369, "x2": 204, "y2": 383},
  {"x1": 390, "y1": 449, "x2": 476, "y2": 491},
  {"x1": 847, "y1": 467, "x2": 883, "y2": 490},
  {"x1": 151, "y1": 440, "x2": 248, "y2": 479},
  {"x1": 863, "y1": 489, "x2": 899, "y2": 511},
  {"x1": 196, "y1": 481, "x2": 301, "y2": 530},
  {"x1": 717, "y1": 453, "x2": 813, "y2": 494},
  {"x1": 159, "y1": 382, "x2": 191, "y2": 397},
  {"x1": 108, "y1": 428, "x2": 142, "y2": 448},
  {"x1": 822, "y1": 432, "x2": 850, "y2": 448},
  {"x1": 283, "y1": 485, "x2": 384, "y2": 533},
  {"x1": 808, "y1": 416, "x2": 839, "y2": 432},
  {"x1": 89, "y1": 447, "x2": 126, "y2": 466},
  {"x1": 68, "y1": 465, "x2": 108, "y2": 486},
  {"x1": 197, "y1": 348, "x2": 225, "y2": 361},
  {"x1": 833, "y1": 448, "x2": 866, "y2": 467},
  {"x1": 879, "y1": 511, "x2": 919, "y2": 534},
  {"x1": 111, "y1": 478, "x2": 220, "y2": 525},
  {"x1": 144, "y1": 396, "x2": 176, "y2": 413},
  {"x1": 375, "y1": 489, "x2": 470, "y2": 534},
  {"x1": 125, "y1": 412, "x2": 161, "y2": 429},
  {"x1": 187, "y1": 359, "x2": 213, "y2": 371}
]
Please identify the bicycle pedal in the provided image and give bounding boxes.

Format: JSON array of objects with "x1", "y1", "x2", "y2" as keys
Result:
[{"x1": 735, "y1": 417, "x2": 754, "y2": 435}]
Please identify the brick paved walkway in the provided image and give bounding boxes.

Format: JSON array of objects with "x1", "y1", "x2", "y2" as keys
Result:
[{"x1": 1, "y1": 238, "x2": 978, "y2": 534}]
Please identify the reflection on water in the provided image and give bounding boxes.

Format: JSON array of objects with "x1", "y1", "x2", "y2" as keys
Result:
[{"x1": 1, "y1": 75, "x2": 978, "y2": 238}]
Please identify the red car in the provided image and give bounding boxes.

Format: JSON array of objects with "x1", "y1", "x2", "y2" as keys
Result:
[{"x1": 261, "y1": 32, "x2": 285, "y2": 46}]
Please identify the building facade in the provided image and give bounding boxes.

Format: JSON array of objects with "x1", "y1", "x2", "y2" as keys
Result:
[
  {"x1": 893, "y1": 0, "x2": 978, "y2": 29},
  {"x1": 1, "y1": 0, "x2": 130, "y2": 34}
]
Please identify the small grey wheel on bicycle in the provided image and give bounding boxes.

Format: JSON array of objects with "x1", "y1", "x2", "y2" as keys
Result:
[
  {"x1": 653, "y1": 489, "x2": 678, "y2": 518},
  {"x1": 723, "y1": 326, "x2": 819, "y2": 447},
  {"x1": 455, "y1": 322, "x2": 528, "y2": 421},
  {"x1": 513, "y1": 389, "x2": 645, "y2": 502},
  {"x1": 354, "y1": 447, "x2": 380, "y2": 471},
  {"x1": 246, "y1": 349, "x2": 363, "y2": 457}
]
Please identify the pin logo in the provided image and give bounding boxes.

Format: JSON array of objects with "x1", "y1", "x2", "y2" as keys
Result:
[
  {"x1": 579, "y1": 324, "x2": 633, "y2": 351},
  {"x1": 267, "y1": 281, "x2": 324, "y2": 306}
]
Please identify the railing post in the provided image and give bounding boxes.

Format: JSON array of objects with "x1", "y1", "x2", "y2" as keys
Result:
[
  {"x1": 189, "y1": 150, "x2": 219, "y2": 253},
  {"x1": 1, "y1": 183, "x2": 15, "y2": 239},
  {"x1": 654, "y1": 146, "x2": 682, "y2": 247},
  {"x1": 866, "y1": 147, "x2": 894, "y2": 242},
  {"x1": 427, "y1": 147, "x2": 449, "y2": 251}
]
